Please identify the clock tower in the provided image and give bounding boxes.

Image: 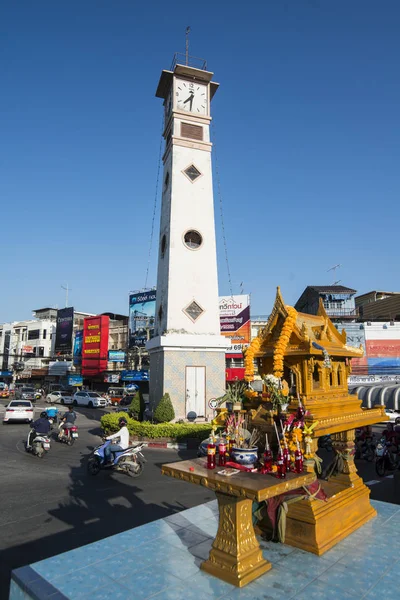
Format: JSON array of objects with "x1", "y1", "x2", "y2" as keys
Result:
[{"x1": 147, "y1": 56, "x2": 229, "y2": 419}]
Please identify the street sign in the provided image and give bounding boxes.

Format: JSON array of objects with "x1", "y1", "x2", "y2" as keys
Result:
[{"x1": 208, "y1": 398, "x2": 219, "y2": 410}]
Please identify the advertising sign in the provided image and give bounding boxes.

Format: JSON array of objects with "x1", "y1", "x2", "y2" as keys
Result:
[
  {"x1": 108, "y1": 350, "x2": 126, "y2": 362},
  {"x1": 129, "y1": 290, "x2": 156, "y2": 348},
  {"x1": 104, "y1": 373, "x2": 120, "y2": 383},
  {"x1": 82, "y1": 316, "x2": 110, "y2": 376},
  {"x1": 219, "y1": 295, "x2": 251, "y2": 354},
  {"x1": 55, "y1": 307, "x2": 74, "y2": 354},
  {"x1": 67, "y1": 374, "x2": 83, "y2": 387},
  {"x1": 22, "y1": 346, "x2": 33, "y2": 354},
  {"x1": 121, "y1": 370, "x2": 149, "y2": 381},
  {"x1": 48, "y1": 361, "x2": 71, "y2": 376},
  {"x1": 73, "y1": 330, "x2": 83, "y2": 365}
]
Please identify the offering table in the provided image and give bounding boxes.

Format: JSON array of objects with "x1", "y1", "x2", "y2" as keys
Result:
[{"x1": 162, "y1": 458, "x2": 315, "y2": 587}]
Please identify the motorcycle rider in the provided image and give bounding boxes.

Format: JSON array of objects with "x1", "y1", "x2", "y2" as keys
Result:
[
  {"x1": 45, "y1": 404, "x2": 58, "y2": 423},
  {"x1": 28, "y1": 411, "x2": 51, "y2": 448},
  {"x1": 58, "y1": 406, "x2": 77, "y2": 438},
  {"x1": 104, "y1": 417, "x2": 129, "y2": 464}
]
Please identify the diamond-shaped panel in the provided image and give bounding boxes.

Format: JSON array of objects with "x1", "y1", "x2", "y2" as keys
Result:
[
  {"x1": 184, "y1": 301, "x2": 204, "y2": 322},
  {"x1": 183, "y1": 164, "x2": 202, "y2": 182}
]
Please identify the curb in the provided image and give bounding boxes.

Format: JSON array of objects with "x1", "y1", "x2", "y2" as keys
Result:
[{"x1": 131, "y1": 440, "x2": 188, "y2": 450}]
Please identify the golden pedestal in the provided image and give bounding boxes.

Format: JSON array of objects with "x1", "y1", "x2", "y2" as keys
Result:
[
  {"x1": 162, "y1": 458, "x2": 315, "y2": 587},
  {"x1": 201, "y1": 492, "x2": 271, "y2": 587},
  {"x1": 284, "y1": 430, "x2": 377, "y2": 555}
]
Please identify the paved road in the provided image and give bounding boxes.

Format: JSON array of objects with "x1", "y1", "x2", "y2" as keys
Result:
[
  {"x1": 0, "y1": 403, "x2": 213, "y2": 599},
  {"x1": 0, "y1": 403, "x2": 397, "y2": 599}
]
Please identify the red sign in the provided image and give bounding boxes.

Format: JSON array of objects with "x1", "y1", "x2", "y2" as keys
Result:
[
  {"x1": 82, "y1": 316, "x2": 110, "y2": 376},
  {"x1": 225, "y1": 368, "x2": 245, "y2": 381},
  {"x1": 366, "y1": 339, "x2": 400, "y2": 358}
]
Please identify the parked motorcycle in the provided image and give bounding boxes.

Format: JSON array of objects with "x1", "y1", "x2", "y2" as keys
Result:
[
  {"x1": 87, "y1": 439, "x2": 146, "y2": 477},
  {"x1": 57, "y1": 423, "x2": 79, "y2": 446},
  {"x1": 25, "y1": 429, "x2": 51, "y2": 458},
  {"x1": 375, "y1": 437, "x2": 400, "y2": 476}
]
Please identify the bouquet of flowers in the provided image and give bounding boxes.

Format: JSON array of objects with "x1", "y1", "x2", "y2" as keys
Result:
[{"x1": 262, "y1": 374, "x2": 290, "y2": 411}]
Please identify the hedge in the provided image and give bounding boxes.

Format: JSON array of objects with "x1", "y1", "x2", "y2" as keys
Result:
[{"x1": 101, "y1": 412, "x2": 218, "y2": 441}]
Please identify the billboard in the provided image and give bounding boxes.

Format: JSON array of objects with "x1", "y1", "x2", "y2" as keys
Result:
[
  {"x1": 219, "y1": 295, "x2": 251, "y2": 354},
  {"x1": 55, "y1": 307, "x2": 74, "y2": 354},
  {"x1": 121, "y1": 369, "x2": 149, "y2": 381},
  {"x1": 104, "y1": 373, "x2": 120, "y2": 383},
  {"x1": 82, "y1": 316, "x2": 110, "y2": 376},
  {"x1": 67, "y1": 374, "x2": 83, "y2": 386},
  {"x1": 129, "y1": 290, "x2": 156, "y2": 348},
  {"x1": 108, "y1": 350, "x2": 126, "y2": 362},
  {"x1": 73, "y1": 330, "x2": 83, "y2": 365}
]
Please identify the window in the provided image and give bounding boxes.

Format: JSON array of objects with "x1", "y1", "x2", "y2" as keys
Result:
[
  {"x1": 337, "y1": 369, "x2": 342, "y2": 387},
  {"x1": 43, "y1": 329, "x2": 47, "y2": 339},
  {"x1": 183, "y1": 164, "x2": 202, "y2": 182},
  {"x1": 183, "y1": 230, "x2": 203, "y2": 250},
  {"x1": 28, "y1": 329, "x2": 40, "y2": 340},
  {"x1": 161, "y1": 234, "x2": 167, "y2": 258},
  {"x1": 184, "y1": 301, "x2": 204, "y2": 322},
  {"x1": 312, "y1": 365, "x2": 320, "y2": 389}
]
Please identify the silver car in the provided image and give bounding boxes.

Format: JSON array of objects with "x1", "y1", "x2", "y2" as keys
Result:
[{"x1": 16, "y1": 387, "x2": 36, "y2": 401}]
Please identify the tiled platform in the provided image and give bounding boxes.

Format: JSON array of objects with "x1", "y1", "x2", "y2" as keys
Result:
[{"x1": 10, "y1": 499, "x2": 400, "y2": 600}]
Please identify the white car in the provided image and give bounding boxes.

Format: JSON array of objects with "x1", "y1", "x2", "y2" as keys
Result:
[
  {"x1": 46, "y1": 391, "x2": 73, "y2": 405},
  {"x1": 385, "y1": 409, "x2": 400, "y2": 424},
  {"x1": 72, "y1": 391, "x2": 108, "y2": 408},
  {"x1": 3, "y1": 400, "x2": 34, "y2": 424}
]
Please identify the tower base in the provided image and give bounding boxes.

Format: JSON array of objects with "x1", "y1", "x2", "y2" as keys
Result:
[{"x1": 147, "y1": 334, "x2": 228, "y2": 420}]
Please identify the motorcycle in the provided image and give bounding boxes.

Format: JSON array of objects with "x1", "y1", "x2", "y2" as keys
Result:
[
  {"x1": 35, "y1": 392, "x2": 42, "y2": 401},
  {"x1": 355, "y1": 434, "x2": 376, "y2": 462},
  {"x1": 25, "y1": 429, "x2": 51, "y2": 458},
  {"x1": 58, "y1": 422, "x2": 79, "y2": 445},
  {"x1": 87, "y1": 439, "x2": 146, "y2": 477},
  {"x1": 318, "y1": 435, "x2": 333, "y2": 452},
  {"x1": 375, "y1": 437, "x2": 400, "y2": 476}
]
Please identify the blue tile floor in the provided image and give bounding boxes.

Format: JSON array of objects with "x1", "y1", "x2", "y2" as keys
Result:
[{"x1": 10, "y1": 499, "x2": 400, "y2": 600}]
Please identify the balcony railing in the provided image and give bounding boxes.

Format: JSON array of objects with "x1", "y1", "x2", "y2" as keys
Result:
[
  {"x1": 170, "y1": 53, "x2": 207, "y2": 71},
  {"x1": 323, "y1": 305, "x2": 359, "y2": 318}
]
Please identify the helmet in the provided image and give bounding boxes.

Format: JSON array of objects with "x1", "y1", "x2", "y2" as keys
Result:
[
  {"x1": 119, "y1": 417, "x2": 127, "y2": 427},
  {"x1": 40, "y1": 411, "x2": 47, "y2": 418}
]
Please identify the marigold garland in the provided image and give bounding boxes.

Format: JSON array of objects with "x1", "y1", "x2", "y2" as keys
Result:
[
  {"x1": 273, "y1": 306, "x2": 297, "y2": 377},
  {"x1": 244, "y1": 336, "x2": 261, "y2": 381}
]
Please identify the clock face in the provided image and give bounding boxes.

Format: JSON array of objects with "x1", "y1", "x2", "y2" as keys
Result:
[{"x1": 175, "y1": 79, "x2": 208, "y2": 115}]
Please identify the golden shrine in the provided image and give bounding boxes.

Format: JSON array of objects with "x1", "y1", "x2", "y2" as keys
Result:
[{"x1": 245, "y1": 287, "x2": 386, "y2": 555}]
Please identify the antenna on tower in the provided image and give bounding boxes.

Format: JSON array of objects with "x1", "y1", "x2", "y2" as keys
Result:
[
  {"x1": 185, "y1": 26, "x2": 191, "y2": 65},
  {"x1": 61, "y1": 283, "x2": 71, "y2": 308}
]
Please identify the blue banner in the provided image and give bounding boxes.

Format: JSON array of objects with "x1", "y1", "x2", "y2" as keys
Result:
[
  {"x1": 0, "y1": 371, "x2": 12, "y2": 377},
  {"x1": 73, "y1": 330, "x2": 83, "y2": 365},
  {"x1": 121, "y1": 370, "x2": 149, "y2": 381}
]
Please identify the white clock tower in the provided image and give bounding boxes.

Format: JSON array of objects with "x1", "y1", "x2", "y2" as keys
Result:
[{"x1": 147, "y1": 56, "x2": 229, "y2": 419}]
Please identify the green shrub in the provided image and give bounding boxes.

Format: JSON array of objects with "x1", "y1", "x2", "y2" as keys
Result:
[
  {"x1": 100, "y1": 412, "x2": 219, "y2": 441},
  {"x1": 128, "y1": 391, "x2": 142, "y2": 420},
  {"x1": 153, "y1": 393, "x2": 175, "y2": 423}
]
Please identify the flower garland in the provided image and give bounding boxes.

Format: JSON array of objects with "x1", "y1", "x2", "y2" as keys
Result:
[
  {"x1": 273, "y1": 306, "x2": 297, "y2": 377},
  {"x1": 244, "y1": 336, "x2": 261, "y2": 381}
]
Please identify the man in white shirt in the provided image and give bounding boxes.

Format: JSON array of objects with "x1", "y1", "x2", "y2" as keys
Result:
[{"x1": 104, "y1": 417, "x2": 130, "y2": 464}]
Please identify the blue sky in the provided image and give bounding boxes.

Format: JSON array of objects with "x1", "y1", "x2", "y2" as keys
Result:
[{"x1": 1, "y1": 1, "x2": 399, "y2": 323}]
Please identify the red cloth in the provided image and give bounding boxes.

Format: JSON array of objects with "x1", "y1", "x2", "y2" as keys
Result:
[{"x1": 265, "y1": 480, "x2": 328, "y2": 530}]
